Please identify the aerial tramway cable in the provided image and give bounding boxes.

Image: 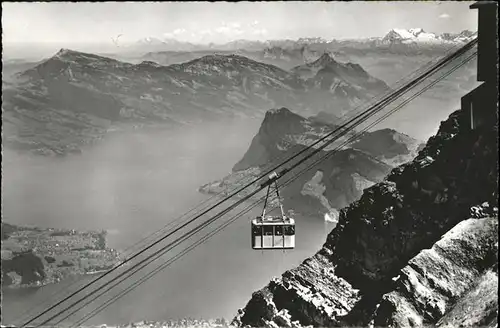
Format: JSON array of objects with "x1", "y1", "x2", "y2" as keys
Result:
[
  {"x1": 20, "y1": 37, "x2": 477, "y2": 327},
  {"x1": 60, "y1": 196, "x2": 268, "y2": 327},
  {"x1": 66, "y1": 48, "x2": 479, "y2": 327},
  {"x1": 24, "y1": 38, "x2": 478, "y2": 328},
  {"x1": 42, "y1": 46, "x2": 477, "y2": 328}
]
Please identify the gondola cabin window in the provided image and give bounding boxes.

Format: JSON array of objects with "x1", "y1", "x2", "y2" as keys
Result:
[
  {"x1": 263, "y1": 225, "x2": 274, "y2": 236},
  {"x1": 284, "y1": 225, "x2": 295, "y2": 236}
]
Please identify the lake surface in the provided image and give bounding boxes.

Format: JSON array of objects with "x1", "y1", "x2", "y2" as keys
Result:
[{"x1": 2, "y1": 118, "x2": 335, "y2": 326}]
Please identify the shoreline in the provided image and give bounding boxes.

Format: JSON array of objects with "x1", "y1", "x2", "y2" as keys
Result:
[
  {"x1": 1, "y1": 267, "x2": 119, "y2": 291},
  {"x1": 1, "y1": 222, "x2": 121, "y2": 290}
]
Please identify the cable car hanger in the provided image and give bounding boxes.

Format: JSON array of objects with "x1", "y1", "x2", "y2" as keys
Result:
[{"x1": 260, "y1": 171, "x2": 287, "y2": 220}]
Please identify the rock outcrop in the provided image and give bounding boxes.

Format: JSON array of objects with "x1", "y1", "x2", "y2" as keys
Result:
[
  {"x1": 373, "y1": 217, "x2": 498, "y2": 327},
  {"x1": 350, "y1": 128, "x2": 424, "y2": 166},
  {"x1": 233, "y1": 106, "x2": 498, "y2": 327},
  {"x1": 199, "y1": 108, "x2": 420, "y2": 219}
]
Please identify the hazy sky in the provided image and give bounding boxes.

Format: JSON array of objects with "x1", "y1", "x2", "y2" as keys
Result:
[{"x1": 3, "y1": 1, "x2": 477, "y2": 45}]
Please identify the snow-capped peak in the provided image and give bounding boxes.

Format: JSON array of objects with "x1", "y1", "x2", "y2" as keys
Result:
[
  {"x1": 387, "y1": 28, "x2": 436, "y2": 40},
  {"x1": 382, "y1": 28, "x2": 474, "y2": 45},
  {"x1": 408, "y1": 28, "x2": 423, "y2": 35}
]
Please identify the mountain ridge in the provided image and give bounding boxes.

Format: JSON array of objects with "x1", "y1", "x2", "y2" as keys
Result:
[{"x1": 4, "y1": 48, "x2": 389, "y2": 156}]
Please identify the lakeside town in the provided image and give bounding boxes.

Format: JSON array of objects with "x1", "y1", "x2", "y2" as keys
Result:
[{"x1": 2, "y1": 222, "x2": 121, "y2": 288}]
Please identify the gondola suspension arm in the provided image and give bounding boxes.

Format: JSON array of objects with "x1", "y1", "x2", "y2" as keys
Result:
[{"x1": 259, "y1": 171, "x2": 287, "y2": 219}]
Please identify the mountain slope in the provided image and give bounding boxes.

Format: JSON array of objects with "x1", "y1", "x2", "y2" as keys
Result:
[
  {"x1": 199, "y1": 108, "x2": 420, "y2": 218},
  {"x1": 350, "y1": 128, "x2": 424, "y2": 166},
  {"x1": 231, "y1": 108, "x2": 344, "y2": 172},
  {"x1": 3, "y1": 49, "x2": 388, "y2": 156},
  {"x1": 291, "y1": 53, "x2": 389, "y2": 111},
  {"x1": 232, "y1": 105, "x2": 498, "y2": 327}
]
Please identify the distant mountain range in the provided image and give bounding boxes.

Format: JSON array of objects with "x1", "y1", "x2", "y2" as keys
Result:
[
  {"x1": 3, "y1": 49, "x2": 389, "y2": 156},
  {"x1": 2, "y1": 26, "x2": 475, "y2": 157},
  {"x1": 198, "y1": 108, "x2": 421, "y2": 219},
  {"x1": 380, "y1": 28, "x2": 475, "y2": 45},
  {"x1": 133, "y1": 37, "x2": 202, "y2": 53},
  {"x1": 122, "y1": 28, "x2": 476, "y2": 77},
  {"x1": 139, "y1": 46, "x2": 328, "y2": 71},
  {"x1": 124, "y1": 29, "x2": 474, "y2": 53}
]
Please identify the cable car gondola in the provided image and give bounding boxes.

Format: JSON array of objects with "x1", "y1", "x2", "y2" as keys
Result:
[{"x1": 251, "y1": 172, "x2": 295, "y2": 250}]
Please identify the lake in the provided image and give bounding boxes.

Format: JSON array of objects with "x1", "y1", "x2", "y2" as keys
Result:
[{"x1": 2, "y1": 118, "x2": 335, "y2": 326}]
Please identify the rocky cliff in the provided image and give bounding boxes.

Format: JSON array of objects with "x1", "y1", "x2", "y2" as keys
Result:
[
  {"x1": 373, "y1": 217, "x2": 498, "y2": 327},
  {"x1": 350, "y1": 128, "x2": 425, "y2": 166},
  {"x1": 232, "y1": 105, "x2": 498, "y2": 327}
]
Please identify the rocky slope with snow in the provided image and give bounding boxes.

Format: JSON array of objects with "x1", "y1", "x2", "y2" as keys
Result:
[
  {"x1": 199, "y1": 107, "x2": 420, "y2": 219},
  {"x1": 232, "y1": 104, "x2": 498, "y2": 327},
  {"x1": 380, "y1": 28, "x2": 475, "y2": 46}
]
